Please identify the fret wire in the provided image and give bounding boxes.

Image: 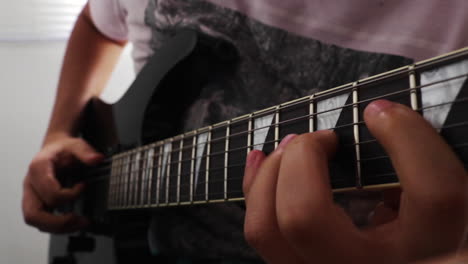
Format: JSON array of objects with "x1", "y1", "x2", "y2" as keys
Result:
[
  {"x1": 155, "y1": 145, "x2": 163, "y2": 206},
  {"x1": 247, "y1": 114, "x2": 253, "y2": 153},
  {"x1": 146, "y1": 147, "x2": 155, "y2": 207},
  {"x1": 352, "y1": 83, "x2": 362, "y2": 189},
  {"x1": 309, "y1": 94, "x2": 315, "y2": 132},
  {"x1": 124, "y1": 153, "x2": 131, "y2": 208},
  {"x1": 133, "y1": 149, "x2": 145, "y2": 206},
  {"x1": 109, "y1": 157, "x2": 114, "y2": 208},
  {"x1": 113, "y1": 157, "x2": 118, "y2": 208},
  {"x1": 135, "y1": 150, "x2": 143, "y2": 206},
  {"x1": 274, "y1": 106, "x2": 280, "y2": 148},
  {"x1": 129, "y1": 152, "x2": 135, "y2": 207},
  {"x1": 129, "y1": 150, "x2": 139, "y2": 207},
  {"x1": 115, "y1": 157, "x2": 121, "y2": 208},
  {"x1": 113, "y1": 156, "x2": 119, "y2": 208},
  {"x1": 139, "y1": 147, "x2": 149, "y2": 206},
  {"x1": 128, "y1": 152, "x2": 134, "y2": 207},
  {"x1": 409, "y1": 65, "x2": 419, "y2": 111},
  {"x1": 138, "y1": 149, "x2": 147, "y2": 207},
  {"x1": 108, "y1": 156, "x2": 115, "y2": 209},
  {"x1": 224, "y1": 121, "x2": 230, "y2": 201},
  {"x1": 118, "y1": 156, "x2": 124, "y2": 208},
  {"x1": 166, "y1": 140, "x2": 173, "y2": 205},
  {"x1": 190, "y1": 135, "x2": 196, "y2": 203},
  {"x1": 177, "y1": 137, "x2": 184, "y2": 204},
  {"x1": 130, "y1": 151, "x2": 136, "y2": 206},
  {"x1": 205, "y1": 127, "x2": 212, "y2": 202},
  {"x1": 121, "y1": 155, "x2": 126, "y2": 208}
]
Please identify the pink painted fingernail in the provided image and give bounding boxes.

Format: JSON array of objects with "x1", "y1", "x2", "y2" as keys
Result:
[
  {"x1": 278, "y1": 134, "x2": 297, "y2": 151},
  {"x1": 365, "y1": 100, "x2": 394, "y2": 116}
]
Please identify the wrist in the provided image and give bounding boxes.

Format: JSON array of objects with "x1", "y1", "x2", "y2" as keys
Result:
[{"x1": 42, "y1": 131, "x2": 73, "y2": 146}]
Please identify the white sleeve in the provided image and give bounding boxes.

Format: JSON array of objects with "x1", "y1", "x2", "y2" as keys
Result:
[{"x1": 89, "y1": 0, "x2": 128, "y2": 42}]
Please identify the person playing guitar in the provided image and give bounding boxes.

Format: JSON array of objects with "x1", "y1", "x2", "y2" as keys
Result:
[{"x1": 23, "y1": 1, "x2": 468, "y2": 263}]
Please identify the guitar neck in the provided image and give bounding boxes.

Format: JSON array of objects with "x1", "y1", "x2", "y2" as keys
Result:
[{"x1": 106, "y1": 47, "x2": 468, "y2": 211}]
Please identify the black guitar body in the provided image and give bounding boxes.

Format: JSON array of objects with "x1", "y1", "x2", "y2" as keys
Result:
[{"x1": 49, "y1": 30, "x2": 239, "y2": 264}]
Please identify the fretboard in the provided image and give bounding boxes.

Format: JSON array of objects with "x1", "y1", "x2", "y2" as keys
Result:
[{"x1": 106, "y1": 47, "x2": 468, "y2": 211}]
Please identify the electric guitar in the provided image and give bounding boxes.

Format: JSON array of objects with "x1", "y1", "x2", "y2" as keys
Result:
[{"x1": 49, "y1": 30, "x2": 468, "y2": 263}]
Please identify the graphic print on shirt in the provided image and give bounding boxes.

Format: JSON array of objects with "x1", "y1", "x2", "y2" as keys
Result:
[{"x1": 143, "y1": 0, "x2": 413, "y2": 258}]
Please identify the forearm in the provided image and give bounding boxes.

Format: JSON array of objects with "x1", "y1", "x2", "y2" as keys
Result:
[{"x1": 44, "y1": 3, "x2": 126, "y2": 144}]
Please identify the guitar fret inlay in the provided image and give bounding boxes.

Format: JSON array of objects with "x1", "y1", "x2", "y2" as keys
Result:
[{"x1": 254, "y1": 114, "x2": 275, "y2": 151}]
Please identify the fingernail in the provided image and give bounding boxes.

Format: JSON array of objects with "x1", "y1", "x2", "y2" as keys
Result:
[
  {"x1": 89, "y1": 153, "x2": 104, "y2": 162},
  {"x1": 246, "y1": 150, "x2": 261, "y2": 168},
  {"x1": 278, "y1": 134, "x2": 297, "y2": 151},
  {"x1": 365, "y1": 100, "x2": 394, "y2": 116}
]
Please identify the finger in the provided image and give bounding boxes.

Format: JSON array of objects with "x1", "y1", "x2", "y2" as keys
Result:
[
  {"x1": 382, "y1": 188, "x2": 401, "y2": 210},
  {"x1": 364, "y1": 100, "x2": 468, "y2": 257},
  {"x1": 28, "y1": 155, "x2": 84, "y2": 207},
  {"x1": 23, "y1": 181, "x2": 89, "y2": 233},
  {"x1": 276, "y1": 131, "x2": 381, "y2": 262},
  {"x1": 243, "y1": 150, "x2": 266, "y2": 200},
  {"x1": 244, "y1": 134, "x2": 304, "y2": 264},
  {"x1": 64, "y1": 138, "x2": 104, "y2": 166},
  {"x1": 364, "y1": 100, "x2": 467, "y2": 205}
]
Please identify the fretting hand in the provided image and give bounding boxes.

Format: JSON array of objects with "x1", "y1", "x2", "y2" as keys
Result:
[{"x1": 243, "y1": 100, "x2": 468, "y2": 263}]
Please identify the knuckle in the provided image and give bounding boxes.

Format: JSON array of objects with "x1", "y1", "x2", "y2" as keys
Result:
[
  {"x1": 244, "y1": 218, "x2": 275, "y2": 249},
  {"x1": 278, "y1": 206, "x2": 325, "y2": 243},
  {"x1": 28, "y1": 155, "x2": 46, "y2": 172},
  {"x1": 23, "y1": 210, "x2": 37, "y2": 227},
  {"x1": 284, "y1": 133, "x2": 324, "y2": 156},
  {"x1": 44, "y1": 193, "x2": 62, "y2": 207}
]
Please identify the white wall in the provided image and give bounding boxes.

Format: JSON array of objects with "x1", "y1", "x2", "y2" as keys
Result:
[{"x1": 0, "y1": 41, "x2": 134, "y2": 264}]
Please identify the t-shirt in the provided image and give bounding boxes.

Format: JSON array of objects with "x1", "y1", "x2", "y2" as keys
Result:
[
  {"x1": 90, "y1": 0, "x2": 468, "y2": 73},
  {"x1": 88, "y1": 0, "x2": 468, "y2": 261}
]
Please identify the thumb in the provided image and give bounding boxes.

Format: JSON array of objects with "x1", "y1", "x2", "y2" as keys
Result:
[{"x1": 65, "y1": 138, "x2": 104, "y2": 166}]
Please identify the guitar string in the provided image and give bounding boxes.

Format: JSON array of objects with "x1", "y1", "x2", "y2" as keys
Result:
[
  {"x1": 106, "y1": 145, "x2": 468, "y2": 207},
  {"x1": 81, "y1": 73, "x2": 468, "y2": 203},
  {"x1": 94, "y1": 72, "x2": 468, "y2": 166},
  {"x1": 110, "y1": 158, "x2": 468, "y2": 208},
  {"x1": 88, "y1": 115, "x2": 468, "y2": 191},
  {"x1": 114, "y1": 72, "x2": 468, "y2": 160},
  {"x1": 85, "y1": 95, "x2": 468, "y2": 178},
  {"x1": 87, "y1": 139, "x2": 468, "y2": 195}
]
